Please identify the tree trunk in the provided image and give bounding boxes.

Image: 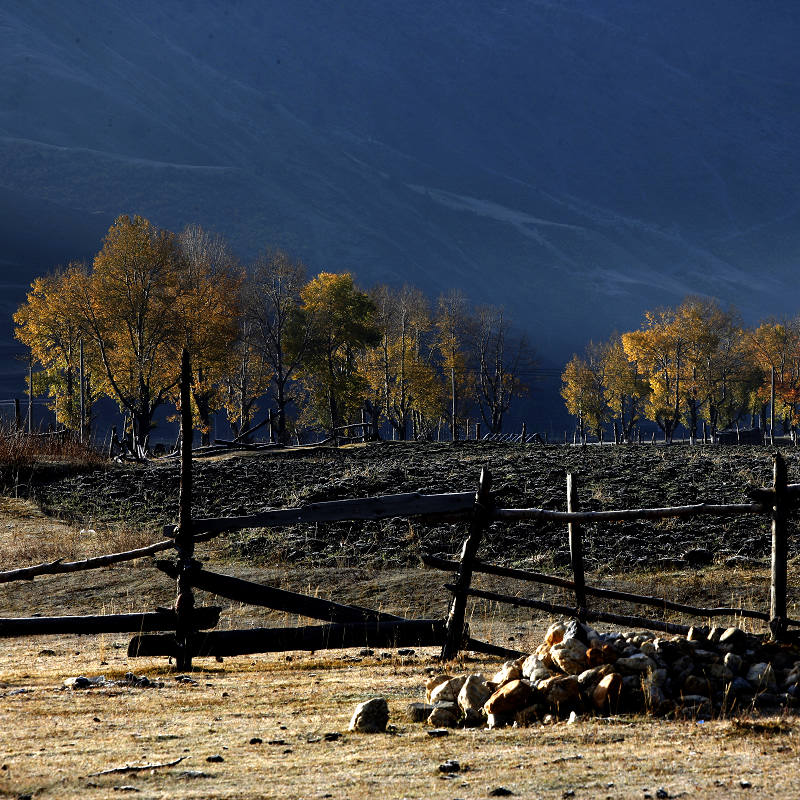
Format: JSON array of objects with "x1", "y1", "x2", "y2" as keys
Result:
[{"x1": 450, "y1": 365, "x2": 457, "y2": 441}]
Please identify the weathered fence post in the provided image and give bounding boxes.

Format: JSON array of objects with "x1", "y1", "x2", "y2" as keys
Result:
[
  {"x1": 475, "y1": 422, "x2": 481, "y2": 441},
  {"x1": 441, "y1": 468, "x2": 492, "y2": 661},
  {"x1": 268, "y1": 409, "x2": 274, "y2": 443},
  {"x1": 13, "y1": 398, "x2": 20, "y2": 433},
  {"x1": 521, "y1": 422, "x2": 527, "y2": 444},
  {"x1": 770, "y1": 451, "x2": 789, "y2": 640},
  {"x1": 175, "y1": 348, "x2": 195, "y2": 670},
  {"x1": 567, "y1": 473, "x2": 587, "y2": 620}
]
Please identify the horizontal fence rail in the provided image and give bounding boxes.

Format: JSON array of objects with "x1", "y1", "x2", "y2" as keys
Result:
[
  {"x1": 421, "y1": 554, "x2": 798, "y2": 625},
  {"x1": 185, "y1": 491, "x2": 476, "y2": 537},
  {"x1": 0, "y1": 539, "x2": 175, "y2": 584},
  {"x1": 153, "y1": 560, "x2": 405, "y2": 624},
  {"x1": 492, "y1": 501, "x2": 767, "y2": 523},
  {"x1": 0, "y1": 607, "x2": 221, "y2": 637},
  {"x1": 129, "y1": 619, "x2": 447, "y2": 659}
]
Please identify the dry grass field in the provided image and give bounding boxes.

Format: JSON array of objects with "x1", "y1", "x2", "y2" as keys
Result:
[{"x1": 2, "y1": 445, "x2": 800, "y2": 799}]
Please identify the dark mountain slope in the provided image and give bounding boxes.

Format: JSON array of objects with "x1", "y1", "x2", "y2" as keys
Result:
[{"x1": 1, "y1": 1, "x2": 799, "y2": 399}]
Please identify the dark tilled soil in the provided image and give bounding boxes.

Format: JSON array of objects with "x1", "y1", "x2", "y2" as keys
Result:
[{"x1": 26, "y1": 442, "x2": 798, "y2": 570}]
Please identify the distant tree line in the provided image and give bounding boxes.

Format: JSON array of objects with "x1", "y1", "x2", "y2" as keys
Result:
[
  {"x1": 561, "y1": 296, "x2": 798, "y2": 443},
  {"x1": 14, "y1": 215, "x2": 534, "y2": 452}
]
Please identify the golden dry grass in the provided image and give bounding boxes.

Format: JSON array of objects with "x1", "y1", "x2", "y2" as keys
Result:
[
  {"x1": 2, "y1": 503, "x2": 800, "y2": 798},
  {"x1": 2, "y1": 640, "x2": 800, "y2": 800}
]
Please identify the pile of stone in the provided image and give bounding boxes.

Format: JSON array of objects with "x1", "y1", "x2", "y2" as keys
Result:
[{"x1": 410, "y1": 620, "x2": 800, "y2": 728}]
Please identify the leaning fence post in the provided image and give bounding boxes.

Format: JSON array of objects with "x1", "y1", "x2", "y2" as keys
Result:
[
  {"x1": 521, "y1": 422, "x2": 527, "y2": 444},
  {"x1": 175, "y1": 348, "x2": 195, "y2": 670},
  {"x1": 441, "y1": 468, "x2": 492, "y2": 661},
  {"x1": 567, "y1": 473, "x2": 587, "y2": 620},
  {"x1": 770, "y1": 451, "x2": 789, "y2": 640}
]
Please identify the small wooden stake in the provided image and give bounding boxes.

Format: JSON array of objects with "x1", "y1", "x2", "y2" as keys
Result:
[
  {"x1": 27, "y1": 357, "x2": 33, "y2": 434},
  {"x1": 441, "y1": 468, "x2": 492, "y2": 661},
  {"x1": 175, "y1": 348, "x2": 195, "y2": 670},
  {"x1": 770, "y1": 451, "x2": 789, "y2": 639},
  {"x1": 567, "y1": 473, "x2": 587, "y2": 619},
  {"x1": 521, "y1": 422, "x2": 527, "y2": 444},
  {"x1": 79, "y1": 338, "x2": 85, "y2": 443}
]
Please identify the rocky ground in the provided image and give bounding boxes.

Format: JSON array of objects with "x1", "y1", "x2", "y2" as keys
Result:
[{"x1": 23, "y1": 441, "x2": 799, "y2": 571}]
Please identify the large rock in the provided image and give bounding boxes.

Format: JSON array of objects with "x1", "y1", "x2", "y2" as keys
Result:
[
  {"x1": 425, "y1": 674, "x2": 452, "y2": 703},
  {"x1": 406, "y1": 702, "x2": 436, "y2": 722},
  {"x1": 490, "y1": 661, "x2": 522, "y2": 688},
  {"x1": 615, "y1": 653, "x2": 656, "y2": 674},
  {"x1": 458, "y1": 675, "x2": 493, "y2": 716},
  {"x1": 683, "y1": 674, "x2": 711, "y2": 696},
  {"x1": 592, "y1": 673, "x2": 623, "y2": 711},
  {"x1": 544, "y1": 622, "x2": 566, "y2": 647},
  {"x1": 429, "y1": 676, "x2": 467, "y2": 705},
  {"x1": 577, "y1": 664, "x2": 615, "y2": 692},
  {"x1": 349, "y1": 697, "x2": 389, "y2": 733},
  {"x1": 724, "y1": 652, "x2": 743, "y2": 674},
  {"x1": 550, "y1": 638, "x2": 588, "y2": 675},
  {"x1": 521, "y1": 653, "x2": 554, "y2": 682},
  {"x1": 718, "y1": 627, "x2": 747, "y2": 654},
  {"x1": 537, "y1": 675, "x2": 580, "y2": 708},
  {"x1": 484, "y1": 679, "x2": 535, "y2": 715},
  {"x1": 746, "y1": 662, "x2": 777, "y2": 690},
  {"x1": 427, "y1": 701, "x2": 460, "y2": 728}
]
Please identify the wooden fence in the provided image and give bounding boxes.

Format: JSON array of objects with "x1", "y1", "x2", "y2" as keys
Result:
[{"x1": 1, "y1": 351, "x2": 799, "y2": 669}]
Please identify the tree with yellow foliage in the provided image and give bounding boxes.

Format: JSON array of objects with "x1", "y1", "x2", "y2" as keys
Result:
[
  {"x1": 13, "y1": 264, "x2": 98, "y2": 434},
  {"x1": 435, "y1": 289, "x2": 471, "y2": 441},
  {"x1": 561, "y1": 345, "x2": 607, "y2": 442},
  {"x1": 288, "y1": 272, "x2": 380, "y2": 433},
  {"x1": 176, "y1": 225, "x2": 242, "y2": 445},
  {"x1": 622, "y1": 308, "x2": 686, "y2": 442},
  {"x1": 365, "y1": 285, "x2": 438, "y2": 440},
  {"x1": 600, "y1": 335, "x2": 647, "y2": 442},
  {"x1": 676, "y1": 298, "x2": 752, "y2": 438},
  {"x1": 748, "y1": 319, "x2": 800, "y2": 435}
]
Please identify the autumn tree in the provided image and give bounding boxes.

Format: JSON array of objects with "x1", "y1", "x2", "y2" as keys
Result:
[
  {"x1": 622, "y1": 308, "x2": 687, "y2": 442},
  {"x1": 289, "y1": 273, "x2": 380, "y2": 433},
  {"x1": 435, "y1": 289, "x2": 471, "y2": 440},
  {"x1": 561, "y1": 344, "x2": 607, "y2": 442},
  {"x1": 13, "y1": 264, "x2": 98, "y2": 435},
  {"x1": 748, "y1": 319, "x2": 800, "y2": 435},
  {"x1": 247, "y1": 250, "x2": 308, "y2": 444},
  {"x1": 176, "y1": 224, "x2": 242, "y2": 445},
  {"x1": 675, "y1": 298, "x2": 752, "y2": 438},
  {"x1": 68, "y1": 215, "x2": 187, "y2": 454},
  {"x1": 601, "y1": 335, "x2": 647, "y2": 442},
  {"x1": 364, "y1": 285, "x2": 439, "y2": 440},
  {"x1": 470, "y1": 305, "x2": 532, "y2": 434}
]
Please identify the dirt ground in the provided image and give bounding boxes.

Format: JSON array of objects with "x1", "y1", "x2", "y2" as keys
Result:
[{"x1": 2, "y1": 493, "x2": 800, "y2": 799}]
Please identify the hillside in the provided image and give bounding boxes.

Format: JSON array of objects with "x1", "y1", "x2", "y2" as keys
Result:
[{"x1": 2, "y1": 0, "x2": 800, "y2": 398}]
